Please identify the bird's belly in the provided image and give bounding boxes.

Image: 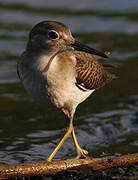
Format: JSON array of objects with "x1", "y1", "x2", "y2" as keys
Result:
[
  {"x1": 21, "y1": 69, "x2": 94, "y2": 110},
  {"x1": 47, "y1": 81, "x2": 94, "y2": 110}
]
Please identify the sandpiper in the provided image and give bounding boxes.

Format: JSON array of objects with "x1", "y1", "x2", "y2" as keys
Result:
[{"x1": 17, "y1": 20, "x2": 116, "y2": 161}]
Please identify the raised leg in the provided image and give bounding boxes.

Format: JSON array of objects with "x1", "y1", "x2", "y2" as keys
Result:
[
  {"x1": 72, "y1": 127, "x2": 88, "y2": 159},
  {"x1": 46, "y1": 118, "x2": 73, "y2": 161}
]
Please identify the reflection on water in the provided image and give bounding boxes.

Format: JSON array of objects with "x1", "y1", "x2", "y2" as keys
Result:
[{"x1": 0, "y1": 0, "x2": 138, "y2": 164}]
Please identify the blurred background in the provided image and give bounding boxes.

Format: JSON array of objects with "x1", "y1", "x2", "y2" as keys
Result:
[{"x1": 0, "y1": 0, "x2": 138, "y2": 164}]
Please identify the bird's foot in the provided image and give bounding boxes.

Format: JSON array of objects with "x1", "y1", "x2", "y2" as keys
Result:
[
  {"x1": 46, "y1": 156, "x2": 52, "y2": 162},
  {"x1": 75, "y1": 147, "x2": 88, "y2": 159}
]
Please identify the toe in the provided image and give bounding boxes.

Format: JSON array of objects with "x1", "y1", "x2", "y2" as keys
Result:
[
  {"x1": 75, "y1": 148, "x2": 88, "y2": 159},
  {"x1": 82, "y1": 149, "x2": 88, "y2": 155}
]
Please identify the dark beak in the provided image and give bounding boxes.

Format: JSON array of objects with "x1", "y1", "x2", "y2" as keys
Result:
[{"x1": 71, "y1": 40, "x2": 108, "y2": 58}]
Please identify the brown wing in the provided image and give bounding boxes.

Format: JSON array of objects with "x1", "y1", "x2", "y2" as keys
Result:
[{"x1": 74, "y1": 51, "x2": 116, "y2": 91}]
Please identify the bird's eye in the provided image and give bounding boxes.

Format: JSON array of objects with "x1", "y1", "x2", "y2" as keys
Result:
[{"x1": 48, "y1": 30, "x2": 59, "y2": 40}]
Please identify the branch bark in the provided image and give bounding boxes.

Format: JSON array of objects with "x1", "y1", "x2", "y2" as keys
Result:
[{"x1": 0, "y1": 153, "x2": 138, "y2": 179}]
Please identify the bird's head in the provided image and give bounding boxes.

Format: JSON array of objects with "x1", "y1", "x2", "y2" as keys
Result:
[{"x1": 27, "y1": 20, "x2": 108, "y2": 58}]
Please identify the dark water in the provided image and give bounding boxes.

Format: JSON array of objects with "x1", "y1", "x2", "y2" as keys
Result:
[{"x1": 0, "y1": 0, "x2": 138, "y2": 164}]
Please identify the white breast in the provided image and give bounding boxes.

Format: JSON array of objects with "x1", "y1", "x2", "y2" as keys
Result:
[
  {"x1": 18, "y1": 52, "x2": 94, "y2": 112},
  {"x1": 45, "y1": 55, "x2": 94, "y2": 112}
]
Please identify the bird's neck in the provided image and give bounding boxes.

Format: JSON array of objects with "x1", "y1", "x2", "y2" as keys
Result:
[{"x1": 22, "y1": 48, "x2": 57, "y2": 74}]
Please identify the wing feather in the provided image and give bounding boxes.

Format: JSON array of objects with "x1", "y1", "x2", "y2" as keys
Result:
[{"x1": 74, "y1": 51, "x2": 116, "y2": 91}]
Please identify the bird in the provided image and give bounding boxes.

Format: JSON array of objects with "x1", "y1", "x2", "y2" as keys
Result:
[{"x1": 17, "y1": 20, "x2": 116, "y2": 161}]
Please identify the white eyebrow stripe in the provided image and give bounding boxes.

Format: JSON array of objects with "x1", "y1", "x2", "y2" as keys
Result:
[{"x1": 63, "y1": 32, "x2": 69, "y2": 39}]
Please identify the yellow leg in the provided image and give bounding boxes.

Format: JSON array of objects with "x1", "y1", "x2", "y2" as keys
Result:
[
  {"x1": 72, "y1": 127, "x2": 88, "y2": 159},
  {"x1": 46, "y1": 118, "x2": 73, "y2": 161}
]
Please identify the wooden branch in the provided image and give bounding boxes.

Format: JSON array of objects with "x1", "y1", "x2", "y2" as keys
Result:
[{"x1": 0, "y1": 153, "x2": 138, "y2": 179}]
